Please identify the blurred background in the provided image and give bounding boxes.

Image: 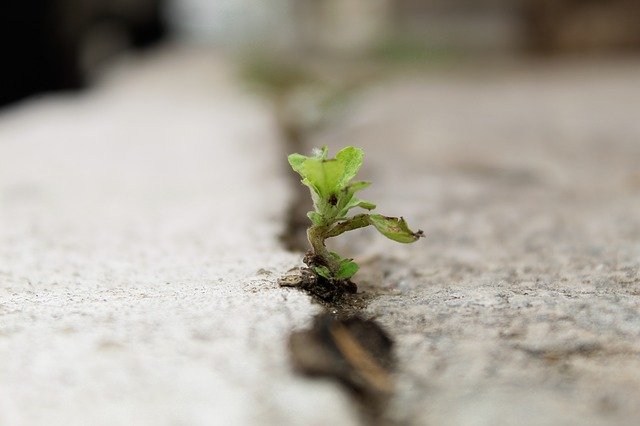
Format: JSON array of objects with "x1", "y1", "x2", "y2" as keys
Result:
[{"x1": 2, "y1": 0, "x2": 640, "y2": 106}]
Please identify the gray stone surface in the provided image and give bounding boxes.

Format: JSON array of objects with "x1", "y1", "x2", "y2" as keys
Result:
[
  {"x1": 317, "y1": 60, "x2": 640, "y2": 425},
  {"x1": 0, "y1": 49, "x2": 358, "y2": 426},
  {"x1": 2, "y1": 47, "x2": 640, "y2": 426}
]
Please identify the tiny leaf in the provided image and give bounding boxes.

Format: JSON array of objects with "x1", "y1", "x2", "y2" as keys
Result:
[
  {"x1": 358, "y1": 201, "x2": 376, "y2": 210},
  {"x1": 313, "y1": 265, "x2": 332, "y2": 280},
  {"x1": 335, "y1": 146, "x2": 364, "y2": 187},
  {"x1": 336, "y1": 181, "x2": 374, "y2": 217},
  {"x1": 346, "y1": 181, "x2": 371, "y2": 193},
  {"x1": 299, "y1": 158, "x2": 345, "y2": 200},
  {"x1": 307, "y1": 211, "x2": 324, "y2": 225},
  {"x1": 369, "y1": 214, "x2": 423, "y2": 243},
  {"x1": 336, "y1": 260, "x2": 359, "y2": 279},
  {"x1": 288, "y1": 153, "x2": 307, "y2": 172},
  {"x1": 329, "y1": 251, "x2": 343, "y2": 261},
  {"x1": 338, "y1": 198, "x2": 376, "y2": 218}
]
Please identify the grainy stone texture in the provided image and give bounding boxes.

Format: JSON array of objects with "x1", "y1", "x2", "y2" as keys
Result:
[
  {"x1": 317, "y1": 60, "x2": 640, "y2": 425},
  {"x1": 2, "y1": 47, "x2": 640, "y2": 426},
  {"x1": 0, "y1": 49, "x2": 359, "y2": 426}
]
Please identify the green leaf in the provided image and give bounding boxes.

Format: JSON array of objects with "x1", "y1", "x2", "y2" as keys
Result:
[
  {"x1": 358, "y1": 201, "x2": 376, "y2": 210},
  {"x1": 288, "y1": 147, "x2": 365, "y2": 203},
  {"x1": 329, "y1": 251, "x2": 342, "y2": 261},
  {"x1": 313, "y1": 265, "x2": 332, "y2": 280},
  {"x1": 307, "y1": 211, "x2": 324, "y2": 225},
  {"x1": 336, "y1": 181, "x2": 375, "y2": 217},
  {"x1": 328, "y1": 251, "x2": 359, "y2": 279},
  {"x1": 287, "y1": 153, "x2": 306, "y2": 173},
  {"x1": 335, "y1": 146, "x2": 364, "y2": 187},
  {"x1": 338, "y1": 197, "x2": 375, "y2": 218},
  {"x1": 369, "y1": 214, "x2": 423, "y2": 243},
  {"x1": 300, "y1": 158, "x2": 345, "y2": 200},
  {"x1": 346, "y1": 181, "x2": 371, "y2": 193},
  {"x1": 336, "y1": 260, "x2": 359, "y2": 279}
]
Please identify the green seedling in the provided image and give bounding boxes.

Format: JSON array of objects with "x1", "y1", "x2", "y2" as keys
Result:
[{"x1": 288, "y1": 146, "x2": 423, "y2": 283}]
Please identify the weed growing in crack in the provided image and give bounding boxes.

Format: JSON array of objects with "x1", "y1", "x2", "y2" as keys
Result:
[{"x1": 285, "y1": 146, "x2": 423, "y2": 299}]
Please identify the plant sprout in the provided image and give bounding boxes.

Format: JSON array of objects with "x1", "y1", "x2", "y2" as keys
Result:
[{"x1": 288, "y1": 146, "x2": 423, "y2": 283}]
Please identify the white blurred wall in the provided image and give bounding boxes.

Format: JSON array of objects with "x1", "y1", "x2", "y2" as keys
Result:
[
  {"x1": 164, "y1": 0, "x2": 522, "y2": 52},
  {"x1": 165, "y1": 0, "x2": 295, "y2": 48},
  {"x1": 164, "y1": 0, "x2": 390, "y2": 52}
]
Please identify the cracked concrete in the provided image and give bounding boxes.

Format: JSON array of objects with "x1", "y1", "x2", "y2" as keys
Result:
[
  {"x1": 317, "y1": 59, "x2": 640, "y2": 425},
  {"x1": 2, "y1": 48, "x2": 640, "y2": 426}
]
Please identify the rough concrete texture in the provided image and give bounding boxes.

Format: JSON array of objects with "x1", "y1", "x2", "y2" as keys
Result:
[
  {"x1": 0, "y1": 49, "x2": 359, "y2": 426},
  {"x1": 2, "y1": 47, "x2": 640, "y2": 426},
  {"x1": 317, "y1": 60, "x2": 640, "y2": 425}
]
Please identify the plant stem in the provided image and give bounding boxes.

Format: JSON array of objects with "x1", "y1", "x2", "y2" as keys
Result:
[
  {"x1": 308, "y1": 214, "x2": 372, "y2": 277},
  {"x1": 307, "y1": 225, "x2": 340, "y2": 274},
  {"x1": 324, "y1": 214, "x2": 371, "y2": 238}
]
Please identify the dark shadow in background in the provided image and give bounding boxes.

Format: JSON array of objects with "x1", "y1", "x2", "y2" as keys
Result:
[{"x1": 0, "y1": 0, "x2": 166, "y2": 108}]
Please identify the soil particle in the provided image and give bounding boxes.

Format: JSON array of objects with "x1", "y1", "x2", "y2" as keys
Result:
[
  {"x1": 278, "y1": 267, "x2": 357, "y2": 304},
  {"x1": 279, "y1": 264, "x2": 396, "y2": 423}
]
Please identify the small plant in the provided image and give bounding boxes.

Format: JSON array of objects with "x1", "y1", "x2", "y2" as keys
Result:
[{"x1": 288, "y1": 146, "x2": 423, "y2": 288}]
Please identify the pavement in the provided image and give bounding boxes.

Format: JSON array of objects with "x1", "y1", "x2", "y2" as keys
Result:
[
  {"x1": 1, "y1": 48, "x2": 640, "y2": 426},
  {"x1": 316, "y1": 59, "x2": 640, "y2": 425},
  {"x1": 0, "y1": 48, "x2": 358, "y2": 426}
]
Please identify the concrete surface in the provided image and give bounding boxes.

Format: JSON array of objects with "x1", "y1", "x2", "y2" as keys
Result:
[
  {"x1": 0, "y1": 48, "x2": 358, "y2": 426},
  {"x1": 2, "y1": 47, "x2": 640, "y2": 426},
  {"x1": 318, "y1": 59, "x2": 640, "y2": 425}
]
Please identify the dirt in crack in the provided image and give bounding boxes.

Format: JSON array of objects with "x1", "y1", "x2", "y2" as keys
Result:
[
  {"x1": 278, "y1": 252, "x2": 380, "y2": 315},
  {"x1": 289, "y1": 313, "x2": 396, "y2": 425},
  {"x1": 279, "y1": 260, "x2": 398, "y2": 425}
]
